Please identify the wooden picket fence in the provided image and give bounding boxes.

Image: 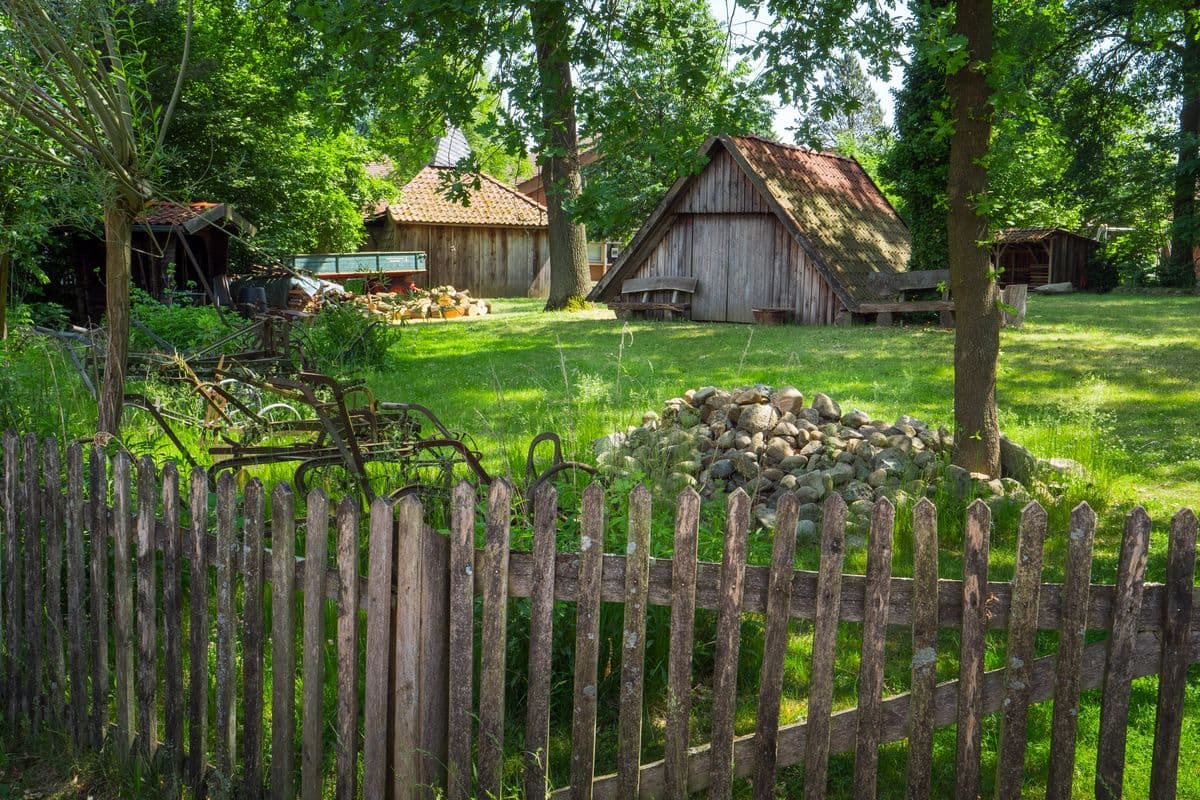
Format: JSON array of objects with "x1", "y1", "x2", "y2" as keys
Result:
[{"x1": 2, "y1": 431, "x2": 1199, "y2": 799}]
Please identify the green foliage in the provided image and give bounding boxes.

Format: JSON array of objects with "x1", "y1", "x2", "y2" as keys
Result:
[
  {"x1": 127, "y1": 289, "x2": 227, "y2": 352},
  {"x1": 794, "y1": 52, "x2": 886, "y2": 149},
  {"x1": 0, "y1": 327, "x2": 95, "y2": 441},
  {"x1": 571, "y1": 0, "x2": 775, "y2": 240},
  {"x1": 299, "y1": 301, "x2": 398, "y2": 373}
]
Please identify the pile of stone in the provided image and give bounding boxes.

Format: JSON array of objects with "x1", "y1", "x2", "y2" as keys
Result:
[{"x1": 595, "y1": 385, "x2": 1077, "y2": 541}]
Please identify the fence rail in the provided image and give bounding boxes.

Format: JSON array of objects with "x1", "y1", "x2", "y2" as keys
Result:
[{"x1": 1, "y1": 431, "x2": 1199, "y2": 799}]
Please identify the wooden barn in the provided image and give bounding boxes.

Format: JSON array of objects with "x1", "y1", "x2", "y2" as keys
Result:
[
  {"x1": 588, "y1": 135, "x2": 911, "y2": 324},
  {"x1": 363, "y1": 166, "x2": 551, "y2": 298},
  {"x1": 993, "y1": 227, "x2": 1100, "y2": 289}
]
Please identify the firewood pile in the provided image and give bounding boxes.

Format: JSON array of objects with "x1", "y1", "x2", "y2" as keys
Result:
[{"x1": 286, "y1": 278, "x2": 489, "y2": 321}]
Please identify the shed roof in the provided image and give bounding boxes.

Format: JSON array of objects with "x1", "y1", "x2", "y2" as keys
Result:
[
  {"x1": 375, "y1": 166, "x2": 548, "y2": 228},
  {"x1": 135, "y1": 201, "x2": 257, "y2": 236},
  {"x1": 588, "y1": 134, "x2": 910, "y2": 309},
  {"x1": 994, "y1": 227, "x2": 1099, "y2": 245}
]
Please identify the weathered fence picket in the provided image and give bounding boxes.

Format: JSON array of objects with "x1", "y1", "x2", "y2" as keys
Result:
[{"x1": 2, "y1": 439, "x2": 1199, "y2": 800}]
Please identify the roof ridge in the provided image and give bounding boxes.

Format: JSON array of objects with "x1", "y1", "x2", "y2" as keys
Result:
[{"x1": 727, "y1": 133, "x2": 858, "y2": 164}]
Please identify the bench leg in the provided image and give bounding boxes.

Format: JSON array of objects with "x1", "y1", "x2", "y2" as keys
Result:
[
  {"x1": 875, "y1": 311, "x2": 893, "y2": 327},
  {"x1": 939, "y1": 310, "x2": 955, "y2": 329}
]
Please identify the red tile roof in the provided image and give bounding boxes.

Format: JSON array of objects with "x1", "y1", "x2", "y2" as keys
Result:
[
  {"x1": 382, "y1": 166, "x2": 547, "y2": 228},
  {"x1": 135, "y1": 201, "x2": 220, "y2": 227}
]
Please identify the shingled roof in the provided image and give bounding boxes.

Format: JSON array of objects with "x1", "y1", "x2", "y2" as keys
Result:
[
  {"x1": 378, "y1": 166, "x2": 547, "y2": 228},
  {"x1": 589, "y1": 135, "x2": 910, "y2": 309},
  {"x1": 135, "y1": 201, "x2": 256, "y2": 236}
]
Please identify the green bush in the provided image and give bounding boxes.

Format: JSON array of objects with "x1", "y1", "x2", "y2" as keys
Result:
[
  {"x1": 299, "y1": 300, "x2": 397, "y2": 372},
  {"x1": 128, "y1": 288, "x2": 228, "y2": 352}
]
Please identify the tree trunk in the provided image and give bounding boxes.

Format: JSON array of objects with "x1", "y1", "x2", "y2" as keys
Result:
[
  {"x1": 97, "y1": 198, "x2": 136, "y2": 434},
  {"x1": 1169, "y1": 11, "x2": 1200, "y2": 290},
  {"x1": 0, "y1": 249, "x2": 9, "y2": 340},
  {"x1": 529, "y1": 0, "x2": 590, "y2": 311},
  {"x1": 946, "y1": 0, "x2": 1000, "y2": 476}
]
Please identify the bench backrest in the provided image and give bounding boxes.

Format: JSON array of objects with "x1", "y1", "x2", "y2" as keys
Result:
[
  {"x1": 868, "y1": 269, "x2": 950, "y2": 293},
  {"x1": 620, "y1": 276, "x2": 698, "y2": 295}
]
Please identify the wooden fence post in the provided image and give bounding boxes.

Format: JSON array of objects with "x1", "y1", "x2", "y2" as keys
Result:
[
  {"x1": 189, "y1": 466, "x2": 211, "y2": 797},
  {"x1": 1, "y1": 430, "x2": 18, "y2": 732},
  {"x1": 954, "y1": 500, "x2": 991, "y2": 800},
  {"x1": 852, "y1": 498, "x2": 895, "y2": 798},
  {"x1": 242, "y1": 480, "x2": 266, "y2": 799},
  {"x1": 709, "y1": 488, "x2": 751, "y2": 800},
  {"x1": 301, "y1": 489, "x2": 329, "y2": 800},
  {"x1": 270, "y1": 483, "x2": 297, "y2": 800},
  {"x1": 1149, "y1": 508, "x2": 1197, "y2": 800},
  {"x1": 524, "y1": 484, "x2": 558, "y2": 800},
  {"x1": 803, "y1": 494, "x2": 848, "y2": 800},
  {"x1": 214, "y1": 472, "x2": 238, "y2": 777},
  {"x1": 570, "y1": 483, "x2": 605, "y2": 800},
  {"x1": 88, "y1": 446, "x2": 108, "y2": 749},
  {"x1": 1095, "y1": 507, "x2": 1151, "y2": 800},
  {"x1": 335, "y1": 497, "x2": 361, "y2": 800},
  {"x1": 135, "y1": 456, "x2": 159, "y2": 759},
  {"x1": 43, "y1": 438, "x2": 65, "y2": 731},
  {"x1": 162, "y1": 464, "x2": 183, "y2": 774},
  {"x1": 65, "y1": 442, "x2": 87, "y2": 747},
  {"x1": 393, "y1": 496, "x2": 423, "y2": 799},
  {"x1": 23, "y1": 433, "x2": 41, "y2": 728},
  {"x1": 478, "y1": 480, "x2": 513, "y2": 800},
  {"x1": 906, "y1": 498, "x2": 939, "y2": 799},
  {"x1": 995, "y1": 502, "x2": 1047, "y2": 800},
  {"x1": 419, "y1": 506, "x2": 450, "y2": 796},
  {"x1": 664, "y1": 488, "x2": 700, "y2": 800},
  {"x1": 112, "y1": 451, "x2": 134, "y2": 756},
  {"x1": 1046, "y1": 502, "x2": 1096, "y2": 800},
  {"x1": 447, "y1": 482, "x2": 476, "y2": 800},
  {"x1": 617, "y1": 485, "x2": 652, "y2": 798},
  {"x1": 363, "y1": 496, "x2": 396, "y2": 799}
]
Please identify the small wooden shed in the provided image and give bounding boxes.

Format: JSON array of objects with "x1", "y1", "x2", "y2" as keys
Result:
[
  {"x1": 53, "y1": 201, "x2": 256, "y2": 321},
  {"x1": 363, "y1": 167, "x2": 552, "y2": 298},
  {"x1": 993, "y1": 227, "x2": 1100, "y2": 288},
  {"x1": 588, "y1": 135, "x2": 911, "y2": 323}
]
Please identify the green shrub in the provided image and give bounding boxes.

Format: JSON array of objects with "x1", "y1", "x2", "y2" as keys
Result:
[
  {"x1": 299, "y1": 300, "x2": 397, "y2": 372},
  {"x1": 128, "y1": 288, "x2": 228, "y2": 352}
]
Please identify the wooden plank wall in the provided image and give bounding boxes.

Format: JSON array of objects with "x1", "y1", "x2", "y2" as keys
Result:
[
  {"x1": 620, "y1": 146, "x2": 843, "y2": 324},
  {"x1": 384, "y1": 223, "x2": 551, "y2": 299}
]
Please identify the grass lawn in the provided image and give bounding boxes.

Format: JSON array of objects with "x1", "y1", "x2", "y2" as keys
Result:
[{"x1": 366, "y1": 291, "x2": 1200, "y2": 798}]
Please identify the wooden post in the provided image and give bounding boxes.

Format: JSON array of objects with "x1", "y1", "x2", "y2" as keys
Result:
[
  {"x1": 65, "y1": 442, "x2": 88, "y2": 747},
  {"x1": 995, "y1": 502, "x2": 1047, "y2": 800},
  {"x1": 301, "y1": 490, "x2": 329, "y2": 800},
  {"x1": 135, "y1": 457, "x2": 159, "y2": 759},
  {"x1": 214, "y1": 472, "x2": 237, "y2": 778},
  {"x1": 447, "y1": 482, "x2": 476, "y2": 800},
  {"x1": 1095, "y1": 507, "x2": 1151, "y2": 800},
  {"x1": 419, "y1": 508, "x2": 450, "y2": 796},
  {"x1": 954, "y1": 500, "x2": 991, "y2": 800},
  {"x1": 478, "y1": 480, "x2": 513, "y2": 800},
  {"x1": 188, "y1": 466, "x2": 211, "y2": 797},
  {"x1": 42, "y1": 439, "x2": 65, "y2": 731},
  {"x1": 906, "y1": 498, "x2": 939, "y2": 799},
  {"x1": 362, "y1": 496, "x2": 395, "y2": 799},
  {"x1": 852, "y1": 499, "x2": 895, "y2": 798},
  {"x1": 335, "y1": 497, "x2": 361, "y2": 800},
  {"x1": 751, "y1": 493, "x2": 800, "y2": 800},
  {"x1": 2, "y1": 431, "x2": 18, "y2": 732},
  {"x1": 22, "y1": 434, "x2": 41, "y2": 728},
  {"x1": 803, "y1": 495, "x2": 847, "y2": 800},
  {"x1": 1149, "y1": 508, "x2": 1197, "y2": 800},
  {"x1": 664, "y1": 488, "x2": 700, "y2": 800},
  {"x1": 709, "y1": 488, "x2": 751, "y2": 800},
  {"x1": 525, "y1": 484, "x2": 558, "y2": 800},
  {"x1": 617, "y1": 485, "x2": 652, "y2": 798},
  {"x1": 1046, "y1": 502, "x2": 1096, "y2": 800},
  {"x1": 162, "y1": 464, "x2": 183, "y2": 775},
  {"x1": 570, "y1": 484, "x2": 605, "y2": 800},
  {"x1": 112, "y1": 451, "x2": 134, "y2": 756},
  {"x1": 242, "y1": 480, "x2": 266, "y2": 799},
  {"x1": 89, "y1": 446, "x2": 108, "y2": 749},
  {"x1": 271, "y1": 483, "x2": 297, "y2": 800},
  {"x1": 393, "y1": 496, "x2": 423, "y2": 799}
]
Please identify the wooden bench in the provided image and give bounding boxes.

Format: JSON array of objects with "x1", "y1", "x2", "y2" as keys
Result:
[
  {"x1": 608, "y1": 276, "x2": 698, "y2": 320},
  {"x1": 866, "y1": 269, "x2": 954, "y2": 327}
]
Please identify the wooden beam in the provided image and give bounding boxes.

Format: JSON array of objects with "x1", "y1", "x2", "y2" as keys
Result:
[{"x1": 857, "y1": 301, "x2": 956, "y2": 314}]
